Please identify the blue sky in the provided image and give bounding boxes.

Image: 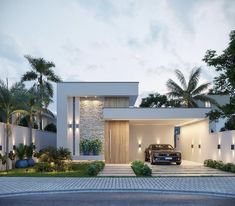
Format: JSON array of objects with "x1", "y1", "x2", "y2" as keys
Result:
[{"x1": 0, "y1": 0, "x2": 235, "y2": 113}]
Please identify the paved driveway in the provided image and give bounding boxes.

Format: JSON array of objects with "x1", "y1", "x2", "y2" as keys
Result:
[{"x1": 149, "y1": 160, "x2": 235, "y2": 176}]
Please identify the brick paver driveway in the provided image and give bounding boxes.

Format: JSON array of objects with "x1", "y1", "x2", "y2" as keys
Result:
[{"x1": 0, "y1": 177, "x2": 235, "y2": 197}]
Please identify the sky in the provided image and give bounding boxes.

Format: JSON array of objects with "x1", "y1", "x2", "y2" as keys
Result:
[{"x1": 0, "y1": 0, "x2": 235, "y2": 113}]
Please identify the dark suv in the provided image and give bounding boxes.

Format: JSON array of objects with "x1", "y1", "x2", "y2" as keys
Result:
[{"x1": 145, "y1": 144, "x2": 181, "y2": 165}]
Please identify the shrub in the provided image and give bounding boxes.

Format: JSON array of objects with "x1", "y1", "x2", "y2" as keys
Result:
[
  {"x1": 25, "y1": 143, "x2": 35, "y2": 159},
  {"x1": 35, "y1": 162, "x2": 54, "y2": 172},
  {"x1": 131, "y1": 160, "x2": 152, "y2": 176},
  {"x1": 86, "y1": 161, "x2": 105, "y2": 176},
  {"x1": 44, "y1": 123, "x2": 57, "y2": 133},
  {"x1": 57, "y1": 147, "x2": 71, "y2": 161},
  {"x1": 204, "y1": 159, "x2": 235, "y2": 173},
  {"x1": 90, "y1": 139, "x2": 102, "y2": 155},
  {"x1": 80, "y1": 139, "x2": 90, "y2": 154},
  {"x1": 16, "y1": 143, "x2": 26, "y2": 160}
]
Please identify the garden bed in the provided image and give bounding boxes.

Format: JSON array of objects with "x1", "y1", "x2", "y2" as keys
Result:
[{"x1": 0, "y1": 162, "x2": 104, "y2": 177}]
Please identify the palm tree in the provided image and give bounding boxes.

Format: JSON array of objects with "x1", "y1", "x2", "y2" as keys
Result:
[
  {"x1": 22, "y1": 55, "x2": 62, "y2": 129},
  {"x1": 0, "y1": 79, "x2": 27, "y2": 170},
  {"x1": 166, "y1": 68, "x2": 216, "y2": 107},
  {"x1": 18, "y1": 87, "x2": 43, "y2": 145}
]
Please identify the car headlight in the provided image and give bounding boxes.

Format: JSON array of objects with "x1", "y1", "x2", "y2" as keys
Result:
[{"x1": 176, "y1": 153, "x2": 181, "y2": 156}]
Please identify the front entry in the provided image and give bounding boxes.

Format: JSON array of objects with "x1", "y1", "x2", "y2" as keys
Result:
[{"x1": 104, "y1": 121, "x2": 129, "y2": 163}]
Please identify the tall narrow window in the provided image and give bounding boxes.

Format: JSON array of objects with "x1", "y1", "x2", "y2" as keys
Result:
[{"x1": 205, "y1": 101, "x2": 211, "y2": 108}]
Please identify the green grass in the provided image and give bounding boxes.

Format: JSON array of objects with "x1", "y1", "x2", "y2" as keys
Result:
[{"x1": 0, "y1": 163, "x2": 91, "y2": 177}]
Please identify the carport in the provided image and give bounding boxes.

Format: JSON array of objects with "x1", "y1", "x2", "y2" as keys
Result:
[{"x1": 103, "y1": 107, "x2": 211, "y2": 164}]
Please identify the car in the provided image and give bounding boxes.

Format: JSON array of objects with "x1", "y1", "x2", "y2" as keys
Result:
[{"x1": 145, "y1": 144, "x2": 181, "y2": 165}]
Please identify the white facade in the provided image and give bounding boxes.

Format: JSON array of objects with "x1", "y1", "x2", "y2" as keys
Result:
[{"x1": 57, "y1": 81, "x2": 233, "y2": 163}]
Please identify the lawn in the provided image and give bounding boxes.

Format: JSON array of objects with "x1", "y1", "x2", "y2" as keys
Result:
[{"x1": 0, "y1": 163, "x2": 91, "y2": 177}]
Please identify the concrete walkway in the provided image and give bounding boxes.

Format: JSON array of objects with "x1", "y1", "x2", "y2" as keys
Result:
[
  {"x1": 0, "y1": 177, "x2": 235, "y2": 197},
  {"x1": 98, "y1": 164, "x2": 135, "y2": 176},
  {"x1": 149, "y1": 160, "x2": 235, "y2": 177}
]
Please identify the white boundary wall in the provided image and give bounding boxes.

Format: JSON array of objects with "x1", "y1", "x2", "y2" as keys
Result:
[
  {"x1": 0, "y1": 122, "x2": 56, "y2": 154},
  {"x1": 178, "y1": 120, "x2": 235, "y2": 163}
]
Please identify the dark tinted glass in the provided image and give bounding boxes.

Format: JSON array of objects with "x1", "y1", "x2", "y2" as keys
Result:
[{"x1": 151, "y1": 144, "x2": 174, "y2": 150}]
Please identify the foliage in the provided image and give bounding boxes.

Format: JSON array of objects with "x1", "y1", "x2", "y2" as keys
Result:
[
  {"x1": 139, "y1": 93, "x2": 181, "y2": 108},
  {"x1": 37, "y1": 146, "x2": 71, "y2": 172},
  {"x1": 80, "y1": 139, "x2": 91, "y2": 153},
  {"x1": 22, "y1": 55, "x2": 62, "y2": 130},
  {"x1": 224, "y1": 116, "x2": 235, "y2": 130},
  {"x1": 0, "y1": 154, "x2": 7, "y2": 165},
  {"x1": 86, "y1": 161, "x2": 105, "y2": 176},
  {"x1": 90, "y1": 139, "x2": 102, "y2": 153},
  {"x1": 16, "y1": 144, "x2": 26, "y2": 160},
  {"x1": 25, "y1": 143, "x2": 35, "y2": 159},
  {"x1": 203, "y1": 30, "x2": 235, "y2": 124},
  {"x1": 8, "y1": 151, "x2": 16, "y2": 161},
  {"x1": 166, "y1": 68, "x2": 216, "y2": 108},
  {"x1": 0, "y1": 80, "x2": 28, "y2": 170},
  {"x1": 131, "y1": 160, "x2": 152, "y2": 176},
  {"x1": 35, "y1": 162, "x2": 54, "y2": 172},
  {"x1": 44, "y1": 123, "x2": 57, "y2": 133},
  {"x1": 18, "y1": 115, "x2": 38, "y2": 129},
  {"x1": 204, "y1": 159, "x2": 235, "y2": 173}
]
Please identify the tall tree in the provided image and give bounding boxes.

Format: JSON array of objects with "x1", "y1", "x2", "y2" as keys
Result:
[
  {"x1": 140, "y1": 93, "x2": 181, "y2": 108},
  {"x1": 203, "y1": 30, "x2": 235, "y2": 127},
  {"x1": 166, "y1": 68, "x2": 215, "y2": 107},
  {"x1": 203, "y1": 30, "x2": 235, "y2": 96},
  {"x1": 0, "y1": 80, "x2": 27, "y2": 170},
  {"x1": 22, "y1": 55, "x2": 62, "y2": 129}
]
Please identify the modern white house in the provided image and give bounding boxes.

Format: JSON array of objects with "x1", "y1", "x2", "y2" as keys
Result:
[{"x1": 57, "y1": 82, "x2": 234, "y2": 164}]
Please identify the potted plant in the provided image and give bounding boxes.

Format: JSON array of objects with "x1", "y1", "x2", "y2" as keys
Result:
[
  {"x1": 80, "y1": 139, "x2": 90, "y2": 155},
  {"x1": 0, "y1": 154, "x2": 7, "y2": 170},
  {"x1": 25, "y1": 143, "x2": 35, "y2": 167},
  {"x1": 15, "y1": 143, "x2": 28, "y2": 168},
  {"x1": 91, "y1": 138, "x2": 102, "y2": 155}
]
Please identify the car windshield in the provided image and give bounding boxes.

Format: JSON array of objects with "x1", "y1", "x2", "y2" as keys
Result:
[{"x1": 151, "y1": 144, "x2": 174, "y2": 150}]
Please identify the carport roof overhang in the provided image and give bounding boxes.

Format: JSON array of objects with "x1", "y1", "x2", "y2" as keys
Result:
[{"x1": 103, "y1": 108, "x2": 211, "y2": 126}]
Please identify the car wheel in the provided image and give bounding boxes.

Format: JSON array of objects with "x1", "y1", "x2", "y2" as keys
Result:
[{"x1": 176, "y1": 162, "x2": 181, "y2": 165}]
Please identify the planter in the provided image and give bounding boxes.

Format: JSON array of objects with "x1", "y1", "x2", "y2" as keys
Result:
[
  {"x1": 27, "y1": 158, "x2": 35, "y2": 167},
  {"x1": 83, "y1": 150, "x2": 89, "y2": 155},
  {"x1": 15, "y1": 159, "x2": 28, "y2": 168}
]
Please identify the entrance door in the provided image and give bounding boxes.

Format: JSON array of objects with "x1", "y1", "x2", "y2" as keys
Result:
[{"x1": 104, "y1": 121, "x2": 129, "y2": 163}]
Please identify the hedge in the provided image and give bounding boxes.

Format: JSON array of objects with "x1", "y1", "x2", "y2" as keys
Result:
[{"x1": 204, "y1": 159, "x2": 235, "y2": 173}]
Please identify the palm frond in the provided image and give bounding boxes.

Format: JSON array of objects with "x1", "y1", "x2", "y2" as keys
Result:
[
  {"x1": 175, "y1": 69, "x2": 187, "y2": 90},
  {"x1": 192, "y1": 82, "x2": 211, "y2": 95},
  {"x1": 21, "y1": 71, "x2": 38, "y2": 82},
  {"x1": 46, "y1": 69, "x2": 62, "y2": 82},
  {"x1": 187, "y1": 67, "x2": 201, "y2": 92},
  {"x1": 166, "y1": 79, "x2": 184, "y2": 97}
]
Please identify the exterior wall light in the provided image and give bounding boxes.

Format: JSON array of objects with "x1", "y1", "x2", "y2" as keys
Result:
[
  {"x1": 76, "y1": 124, "x2": 79, "y2": 129},
  {"x1": 191, "y1": 144, "x2": 194, "y2": 148},
  {"x1": 198, "y1": 144, "x2": 201, "y2": 149},
  {"x1": 68, "y1": 123, "x2": 73, "y2": 128},
  {"x1": 138, "y1": 143, "x2": 141, "y2": 148},
  {"x1": 217, "y1": 144, "x2": 221, "y2": 149},
  {"x1": 13, "y1": 145, "x2": 16, "y2": 150},
  {"x1": 0, "y1": 145, "x2": 2, "y2": 151},
  {"x1": 231, "y1": 145, "x2": 235, "y2": 150}
]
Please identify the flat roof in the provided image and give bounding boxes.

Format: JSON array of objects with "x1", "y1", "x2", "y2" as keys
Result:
[
  {"x1": 57, "y1": 82, "x2": 139, "y2": 106},
  {"x1": 103, "y1": 108, "x2": 210, "y2": 126}
]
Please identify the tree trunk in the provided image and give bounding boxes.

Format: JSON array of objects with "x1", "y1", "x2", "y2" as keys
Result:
[
  {"x1": 39, "y1": 74, "x2": 43, "y2": 130},
  {"x1": 5, "y1": 122, "x2": 10, "y2": 171},
  {"x1": 29, "y1": 115, "x2": 33, "y2": 144}
]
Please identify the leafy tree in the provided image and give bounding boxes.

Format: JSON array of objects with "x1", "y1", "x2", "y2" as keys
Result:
[
  {"x1": 44, "y1": 123, "x2": 57, "y2": 133},
  {"x1": 166, "y1": 68, "x2": 215, "y2": 107},
  {"x1": 139, "y1": 93, "x2": 180, "y2": 108},
  {"x1": 0, "y1": 80, "x2": 27, "y2": 170},
  {"x1": 203, "y1": 30, "x2": 235, "y2": 129},
  {"x1": 22, "y1": 55, "x2": 62, "y2": 129}
]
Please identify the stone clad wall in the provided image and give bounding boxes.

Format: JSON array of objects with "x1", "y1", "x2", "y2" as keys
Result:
[{"x1": 80, "y1": 97, "x2": 104, "y2": 140}]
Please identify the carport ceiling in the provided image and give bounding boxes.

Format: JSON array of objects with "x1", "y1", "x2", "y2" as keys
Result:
[{"x1": 129, "y1": 118, "x2": 204, "y2": 126}]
